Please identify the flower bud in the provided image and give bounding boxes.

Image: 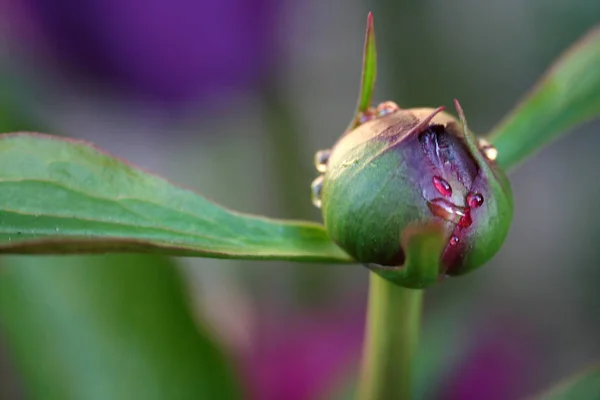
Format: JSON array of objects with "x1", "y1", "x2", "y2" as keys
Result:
[{"x1": 312, "y1": 101, "x2": 513, "y2": 288}]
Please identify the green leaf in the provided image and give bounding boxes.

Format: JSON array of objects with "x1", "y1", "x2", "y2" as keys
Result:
[
  {"x1": 0, "y1": 133, "x2": 352, "y2": 263},
  {"x1": 486, "y1": 25, "x2": 600, "y2": 171},
  {"x1": 0, "y1": 254, "x2": 241, "y2": 400},
  {"x1": 531, "y1": 364, "x2": 600, "y2": 399},
  {"x1": 347, "y1": 12, "x2": 377, "y2": 132}
]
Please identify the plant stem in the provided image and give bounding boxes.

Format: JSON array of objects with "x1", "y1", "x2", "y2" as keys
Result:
[{"x1": 357, "y1": 272, "x2": 424, "y2": 400}]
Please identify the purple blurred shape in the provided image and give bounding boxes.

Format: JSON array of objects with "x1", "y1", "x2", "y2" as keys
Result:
[
  {"x1": 24, "y1": 0, "x2": 280, "y2": 103},
  {"x1": 240, "y1": 311, "x2": 364, "y2": 400},
  {"x1": 237, "y1": 310, "x2": 537, "y2": 399},
  {"x1": 440, "y1": 323, "x2": 536, "y2": 400}
]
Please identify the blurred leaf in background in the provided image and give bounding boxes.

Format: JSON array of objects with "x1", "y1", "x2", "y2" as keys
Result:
[
  {"x1": 0, "y1": 254, "x2": 241, "y2": 400},
  {"x1": 533, "y1": 364, "x2": 600, "y2": 400}
]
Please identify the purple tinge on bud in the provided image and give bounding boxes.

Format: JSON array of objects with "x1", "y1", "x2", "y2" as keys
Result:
[
  {"x1": 319, "y1": 104, "x2": 513, "y2": 283},
  {"x1": 417, "y1": 121, "x2": 481, "y2": 274}
]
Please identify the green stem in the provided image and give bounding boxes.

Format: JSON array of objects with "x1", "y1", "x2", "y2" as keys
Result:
[{"x1": 357, "y1": 272, "x2": 423, "y2": 400}]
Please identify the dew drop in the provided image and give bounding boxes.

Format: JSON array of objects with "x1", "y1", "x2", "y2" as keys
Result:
[
  {"x1": 311, "y1": 175, "x2": 324, "y2": 208},
  {"x1": 449, "y1": 235, "x2": 459, "y2": 246},
  {"x1": 314, "y1": 150, "x2": 330, "y2": 173},
  {"x1": 466, "y1": 192, "x2": 484, "y2": 208},
  {"x1": 376, "y1": 101, "x2": 400, "y2": 117},
  {"x1": 427, "y1": 198, "x2": 466, "y2": 225},
  {"x1": 477, "y1": 138, "x2": 498, "y2": 161},
  {"x1": 432, "y1": 176, "x2": 452, "y2": 197}
]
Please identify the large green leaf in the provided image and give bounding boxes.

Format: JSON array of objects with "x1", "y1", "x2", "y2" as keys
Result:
[
  {"x1": 487, "y1": 25, "x2": 600, "y2": 172},
  {"x1": 531, "y1": 364, "x2": 600, "y2": 399},
  {"x1": 0, "y1": 133, "x2": 352, "y2": 263},
  {"x1": 0, "y1": 254, "x2": 241, "y2": 400}
]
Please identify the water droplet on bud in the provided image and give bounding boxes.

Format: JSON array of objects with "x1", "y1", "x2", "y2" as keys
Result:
[
  {"x1": 376, "y1": 101, "x2": 400, "y2": 117},
  {"x1": 432, "y1": 176, "x2": 452, "y2": 197},
  {"x1": 466, "y1": 192, "x2": 484, "y2": 208},
  {"x1": 358, "y1": 101, "x2": 400, "y2": 124},
  {"x1": 477, "y1": 138, "x2": 498, "y2": 161},
  {"x1": 314, "y1": 150, "x2": 330, "y2": 173},
  {"x1": 311, "y1": 175, "x2": 324, "y2": 208},
  {"x1": 449, "y1": 235, "x2": 459, "y2": 246}
]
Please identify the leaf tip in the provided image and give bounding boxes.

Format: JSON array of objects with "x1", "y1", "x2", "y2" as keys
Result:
[
  {"x1": 454, "y1": 98, "x2": 467, "y2": 129},
  {"x1": 345, "y1": 13, "x2": 378, "y2": 132},
  {"x1": 366, "y1": 11, "x2": 374, "y2": 34},
  {"x1": 362, "y1": 11, "x2": 377, "y2": 80}
]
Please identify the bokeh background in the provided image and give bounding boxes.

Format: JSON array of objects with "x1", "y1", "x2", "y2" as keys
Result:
[{"x1": 0, "y1": 0, "x2": 599, "y2": 399}]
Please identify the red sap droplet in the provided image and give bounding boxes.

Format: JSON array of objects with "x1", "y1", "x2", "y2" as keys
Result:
[
  {"x1": 458, "y1": 210, "x2": 473, "y2": 228},
  {"x1": 432, "y1": 176, "x2": 452, "y2": 197},
  {"x1": 466, "y1": 192, "x2": 484, "y2": 208},
  {"x1": 427, "y1": 198, "x2": 466, "y2": 225},
  {"x1": 449, "y1": 235, "x2": 459, "y2": 246}
]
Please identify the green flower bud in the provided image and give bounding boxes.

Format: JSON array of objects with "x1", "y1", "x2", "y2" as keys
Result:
[{"x1": 312, "y1": 101, "x2": 513, "y2": 288}]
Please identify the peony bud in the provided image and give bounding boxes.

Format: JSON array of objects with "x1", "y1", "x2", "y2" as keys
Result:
[{"x1": 312, "y1": 101, "x2": 513, "y2": 288}]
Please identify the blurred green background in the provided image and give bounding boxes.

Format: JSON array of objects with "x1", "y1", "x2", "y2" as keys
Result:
[{"x1": 0, "y1": 0, "x2": 599, "y2": 399}]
